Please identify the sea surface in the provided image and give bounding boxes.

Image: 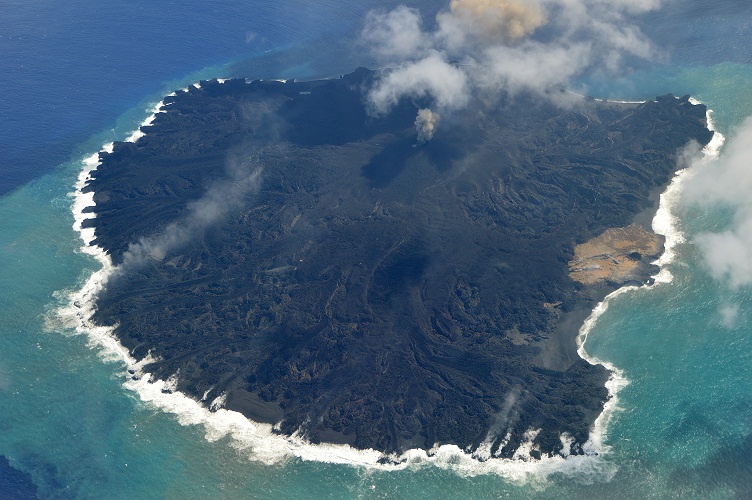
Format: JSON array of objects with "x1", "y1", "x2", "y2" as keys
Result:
[{"x1": 1, "y1": 0, "x2": 751, "y2": 497}]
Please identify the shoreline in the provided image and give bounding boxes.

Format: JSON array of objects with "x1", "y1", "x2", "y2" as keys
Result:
[
  {"x1": 56, "y1": 81, "x2": 717, "y2": 479},
  {"x1": 575, "y1": 102, "x2": 725, "y2": 455}
]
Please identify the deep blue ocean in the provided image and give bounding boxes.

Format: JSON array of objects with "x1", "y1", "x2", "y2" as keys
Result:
[{"x1": 1, "y1": 1, "x2": 751, "y2": 497}]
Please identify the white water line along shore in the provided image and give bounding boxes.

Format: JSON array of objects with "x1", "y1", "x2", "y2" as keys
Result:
[
  {"x1": 52, "y1": 84, "x2": 721, "y2": 480},
  {"x1": 575, "y1": 100, "x2": 725, "y2": 456}
]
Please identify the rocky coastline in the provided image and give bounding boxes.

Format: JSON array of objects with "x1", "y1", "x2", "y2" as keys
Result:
[{"x1": 81, "y1": 68, "x2": 713, "y2": 457}]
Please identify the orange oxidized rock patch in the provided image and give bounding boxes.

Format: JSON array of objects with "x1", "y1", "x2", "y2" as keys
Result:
[{"x1": 569, "y1": 225, "x2": 663, "y2": 286}]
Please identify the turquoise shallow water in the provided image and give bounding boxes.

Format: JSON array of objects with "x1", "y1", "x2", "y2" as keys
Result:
[{"x1": 2, "y1": 2, "x2": 752, "y2": 497}]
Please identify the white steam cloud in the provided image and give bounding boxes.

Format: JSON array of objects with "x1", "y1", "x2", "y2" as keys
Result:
[
  {"x1": 367, "y1": 51, "x2": 470, "y2": 115},
  {"x1": 362, "y1": 6, "x2": 429, "y2": 60},
  {"x1": 120, "y1": 157, "x2": 263, "y2": 270},
  {"x1": 474, "y1": 387, "x2": 521, "y2": 460},
  {"x1": 684, "y1": 118, "x2": 752, "y2": 288},
  {"x1": 362, "y1": 0, "x2": 663, "y2": 132}
]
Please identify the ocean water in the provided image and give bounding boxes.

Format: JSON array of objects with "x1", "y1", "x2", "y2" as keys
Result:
[{"x1": 1, "y1": 1, "x2": 751, "y2": 497}]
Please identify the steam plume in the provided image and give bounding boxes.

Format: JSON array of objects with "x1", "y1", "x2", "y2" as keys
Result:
[
  {"x1": 415, "y1": 108, "x2": 440, "y2": 143},
  {"x1": 120, "y1": 157, "x2": 263, "y2": 270}
]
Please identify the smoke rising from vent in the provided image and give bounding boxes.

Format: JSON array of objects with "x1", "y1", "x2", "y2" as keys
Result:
[
  {"x1": 362, "y1": 6, "x2": 428, "y2": 60},
  {"x1": 367, "y1": 51, "x2": 469, "y2": 115},
  {"x1": 119, "y1": 157, "x2": 263, "y2": 271},
  {"x1": 474, "y1": 387, "x2": 521, "y2": 460},
  {"x1": 415, "y1": 108, "x2": 440, "y2": 143}
]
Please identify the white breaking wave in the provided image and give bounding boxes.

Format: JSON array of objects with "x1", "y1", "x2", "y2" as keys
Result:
[
  {"x1": 563, "y1": 89, "x2": 648, "y2": 105},
  {"x1": 651, "y1": 102, "x2": 725, "y2": 284},
  {"x1": 51, "y1": 84, "x2": 716, "y2": 482},
  {"x1": 575, "y1": 285, "x2": 633, "y2": 457}
]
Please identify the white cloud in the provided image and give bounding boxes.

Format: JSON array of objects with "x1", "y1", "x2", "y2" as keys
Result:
[
  {"x1": 477, "y1": 40, "x2": 592, "y2": 95},
  {"x1": 360, "y1": 0, "x2": 664, "y2": 119},
  {"x1": 361, "y1": 6, "x2": 430, "y2": 61},
  {"x1": 367, "y1": 51, "x2": 470, "y2": 114},
  {"x1": 719, "y1": 303, "x2": 740, "y2": 329},
  {"x1": 695, "y1": 221, "x2": 752, "y2": 288},
  {"x1": 685, "y1": 118, "x2": 752, "y2": 288}
]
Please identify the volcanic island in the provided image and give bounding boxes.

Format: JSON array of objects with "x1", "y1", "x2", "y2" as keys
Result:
[{"x1": 81, "y1": 68, "x2": 712, "y2": 459}]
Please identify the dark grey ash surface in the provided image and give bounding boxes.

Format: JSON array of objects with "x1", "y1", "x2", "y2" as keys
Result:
[{"x1": 83, "y1": 68, "x2": 712, "y2": 457}]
